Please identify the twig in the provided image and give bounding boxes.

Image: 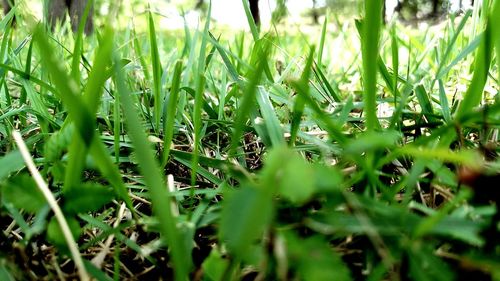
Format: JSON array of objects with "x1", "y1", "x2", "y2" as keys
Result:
[
  {"x1": 91, "y1": 203, "x2": 127, "y2": 268},
  {"x1": 12, "y1": 131, "x2": 90, "y2": 281}
]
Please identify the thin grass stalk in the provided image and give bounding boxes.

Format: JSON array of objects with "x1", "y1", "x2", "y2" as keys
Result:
[
  {"x1": 242, "y1": 0, "x2": 259, "y2": 41},
  {"x1": 114, "y1": 58, "x2": 188, "y2": 281},
  {"x1": 148, "y1": 10, "x2": 162, "y2": 132},
  {"x1": 492, "y1": 0, "x2": 500, "y2": 85},
  {"x1": 289, "y1": 47, "x2": 314, "y2": 146},
  {"x1": 361, "y1": 0, "x2": 383, "y2": 131},
  {"x1": 455, "y1": 21, "x2": 493, "y2": 119},
  {"x1": 190, "y1": 1, "x2": 212, "y2": 215},
  {"x1": 13, "y1": 131, "x2": 89, "y2": 281},
  {"x1": 162, "y1": 60, "x2": 183, "y2": 167}
]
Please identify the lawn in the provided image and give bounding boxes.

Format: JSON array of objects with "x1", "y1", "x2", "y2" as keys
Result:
[{"x1": 0, "y1": 0, "x2": 499, "y2": 280}]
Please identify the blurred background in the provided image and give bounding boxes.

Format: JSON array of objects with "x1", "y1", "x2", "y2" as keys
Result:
[{"x1": 5, "y1": 0, "x2": 476, "y2": 31}]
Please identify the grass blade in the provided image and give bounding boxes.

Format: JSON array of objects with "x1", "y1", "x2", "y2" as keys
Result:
[
  {"x1": 162, "y1": 60, "x2": 183, "y2": 167},
  {"x1": 455, "y1": 21, "x2": 494, "y2": 119},
  {"x1": 241, "y1": 0, "x2": 259, "y2": 41},
  {"x1": 360, "y1": 0, "x2": 383, "y2": 131},
  {"x1": 289, "y1": 47, "x2": 314, "y2": 146},
  {"x1": 255, "y1": 87, "x2": 285, "y2": 147},
  {"x1": 148, "y1": 10, "x2": 162, "y2": 133},
  {"x1": 317, "y1": 14, "x2": 328, "y2": 66},
  {"x1": 492, "y1": 0, "x2": 500, "y2": 85},
  {"x1": 13, "y1": 131, "x2": 90, "y2": 281},
  {"x1": 438, "y1": 79, "x2": 451, "y2": 123},
  {"x1": 191, "y1": 1, "x2": 212, "y2": 197},
  {"x1": 114, "y1": 58, "x2": 189, "y2": 281},
  {"x1": 228, "y1": 43, "x2": 269, "y2": 157}
]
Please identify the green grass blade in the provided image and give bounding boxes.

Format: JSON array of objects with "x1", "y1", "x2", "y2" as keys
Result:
[
  {"x1": 241, "y1": 0, "x2": 259, "y2": 41},
  {"x1": 87, "y1": 138, "x2": 134, "y2": 213},
  {"x1": 191, "y1": 1, "x2": 212, "y2": 193},
  {"x1": 114, "y1": 58, "x2": 189, "y2": 281},
  {"x1": 113, "y1": 87, "x2": 121, "y2": 164},
  {"x1": 434, "y1": 9, "x2": 472, "y2": 81},
  {"x1": 492, "y1": 0, "x2": 500, "y2": 85},
  {"x1": 289, "y1": 79, "x2": 347, "y2": 145},
  {"x1": 208, "y1": 32, "x2": 242, "y2": 84},
  {"x1": 148, "y1": 10, "x2": 162, "y2": 133},
  {"x1": 317, "y1": 14, "x2": 328, "y2": 66},
  {"x1": 255, "y1": 87, "x2": 285, "y2": 147},
  {"x1": 438, "y1": 79, "x2": 451, "y2": 123},
  {"x1": 391, "y1": 25, "x2": 399, "y2": 99},
  {"x1": 191, "y1": 73, "x2": 205, "y2": 188},
  {"x1": 229, "y1": 45, "x2": 268, "y2": 157},
  {"x1": 312, "y1": 62, "x2": 342, "y2": 103},
  {"x1": 132, "y1": 30, "x2": 151, "y2": 83},
  {"x1": 70, "y1": 0, "x2": 94, "y2": 82},
  {"x1": 455, "y1": 22, "x2": 494, "y2": 119},
  {"x1": 162, "y1": 60, "x2": 183, "y2": 167},
  {"x1": 32, "y1": 24, "x2": 94, "y2": 145},
  {"x1": 0, "y1": 4, "x2": 15, "y2": 29},
  {"x1": 0, "y1": 63, "x2": 58, "y2": 93},
  {"x1": 360, "y1": 0, "x2": 383, "y2": 131},
  {"x1": 64, "y1": 19, "x2": 114, "y2": 191},
  {"x1": 289, "y1": 47, "x2": 314, "y2": 146},
  {"x1": 436, "y1": 35, "x2": 481, "y2": 81},
  {"x1": 415, "y1": 84, "x2": 433, "y2": 118}
]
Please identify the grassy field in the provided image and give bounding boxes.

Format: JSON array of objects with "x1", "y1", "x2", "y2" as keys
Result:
[{"x1": 0, "y1": 0, "x2": 499, "y2": 280}]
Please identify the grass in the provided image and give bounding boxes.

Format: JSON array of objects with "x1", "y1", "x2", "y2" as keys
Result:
[{"x1": 0, "y1": 0, "x2": 500, "y2": 280}]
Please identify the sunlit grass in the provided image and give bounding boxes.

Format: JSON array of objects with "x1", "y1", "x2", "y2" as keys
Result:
[{"x1": 0, "y1": 0, "x2": 499, "y2": 280}]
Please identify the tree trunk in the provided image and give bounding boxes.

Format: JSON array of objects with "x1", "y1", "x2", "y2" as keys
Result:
[
  {"x1": 2, "y1": 0, "x2": 15, "y2": 24},
  {"x1": 47, "y1": 0, "x2": 93, "y2": 34},
  {"x1": 69, "y1": 0, "x2": 93, "y2": 34},
  {"x1": 195, "y1": 0, "x2": 203, "y2": 9},
  {"x1": 47, "y1": 0, "x2": 69, "y2": 30},
  {"x1": 432, "y1": 0, "x2": 439, "y2": 16},
  {"x1": 249, "y1": 0, "x2": 260, "y2": 25},
  {"x1": 2, "y1": 0, "x2": 11, "y2": 14}
]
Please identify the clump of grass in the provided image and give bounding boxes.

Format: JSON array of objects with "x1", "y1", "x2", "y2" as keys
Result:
[{"x1": 0, "y1": 0, "x2": 499, "y2": 280}]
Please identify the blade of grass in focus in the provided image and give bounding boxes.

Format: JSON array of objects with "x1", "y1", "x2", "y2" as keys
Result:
[
  {"x1": 492, "y1": 0, "x2": 500, "y2": 85},
  {"x1": 289, "y1": 47, "x2": 314, "y2": 146},
  {"x1": 148, "y1": 10, "x2": 162, "y2": 133},
  {"x1": 455, "y1": 2, "x2": 495, "y2": 120},
  {"x1": 228, "y1": 42, "x2": 269, "y2": 158},
  {"x1": 162, "y1": 60, "x2": 183, "y2": 167},
  {"x1": 242, "y1": 0, "x2": 259, "y2": 41},
  {"x1": 191, "y1": 1, "x2": 212, "y2": 204},
  {"x1": 361, "y1": 0, "x2": 383, "y2": 131}
]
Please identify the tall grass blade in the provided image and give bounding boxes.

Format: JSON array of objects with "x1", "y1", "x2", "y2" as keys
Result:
[
  {"x1": 492, "y1": 0, "x2": 500, "y2": 85},
  {"x1": 456, "y1": 7, "x2": 495, "y2": 120},
  {"x1": 191, "y1": 1, "x2": 212, "y2": 195},
  {"x1": 434, "y1": 9, "x2": 472, "y2": 82},
  {"x1": 312, "y1": 62, "x2": 342, "y2": 103},
  {"x1": 361, "y1": 0, "x2": 383, "y2": 131},
  {"x1": 317, "y1": 14, "x2": 328, "y2": 66},
  {"x1": 32, "y1": 25, "x2": 94, "y2": 145},
  {"x1": 241, "y1": 0, "x2": 259, "y2": 41},
  {"x1": 438, "y1": 79, "x2": 451, "y2": 123},
  {"x1": 63, "y1": 19, "x2": 114, "y2": 191},
  {"x1": 148, "y1": 10, "x2": 162, "y2": 132},
  {"x1": 391, "y1": 25, "x2": 399, "y2": 99},
  {"x1": 114, "y1": 58, "x2": 189, "y2": 281},
  {"x1": 229, "y1": 44, "x2": 269, "y2": 157},
  {"x1": 255, "y1": 87, "x2": 285, "y2": 147},
  {"x1": 162, "y1": 60, "x2": 183, "y2": 167},
  {"x1": 70, "y1": 0, "x2": 94, "y2": 82},
  {"x1": 289, "y1": 47, "x2": 314, "y2": 146}
]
